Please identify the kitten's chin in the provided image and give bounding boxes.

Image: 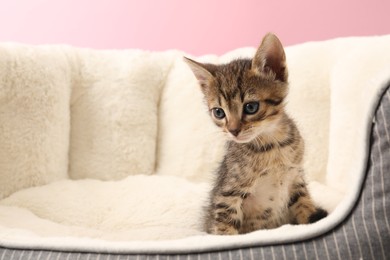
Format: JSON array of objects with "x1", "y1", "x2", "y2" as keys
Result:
[{"x1": 229, "y1": 135, "x2": 255, "y2": 144}]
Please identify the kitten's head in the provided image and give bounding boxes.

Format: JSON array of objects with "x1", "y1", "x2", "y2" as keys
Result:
[{"x1": 184, "y1": 33, "x2": 288, "y2": 143}]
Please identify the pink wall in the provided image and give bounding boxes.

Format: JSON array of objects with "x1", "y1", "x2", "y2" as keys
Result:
[{"x1": 0, "y1": 0, "x2": 389, "y2": 55}]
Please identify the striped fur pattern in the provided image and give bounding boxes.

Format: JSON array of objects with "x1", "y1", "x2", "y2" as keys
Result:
[{"x1": 185, "y1": 34, "x2": 327, "y2": 235}]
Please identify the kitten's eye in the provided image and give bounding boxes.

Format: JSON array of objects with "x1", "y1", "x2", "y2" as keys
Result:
[
  {"x1": 244, "y1": 102, "x2": 259, "y2": 115},
  {"x1": 212, "y1": 108, "x2": 226, "y2": 119}
]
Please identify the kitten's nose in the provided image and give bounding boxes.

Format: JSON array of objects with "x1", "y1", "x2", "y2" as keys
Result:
[{"x1": 228, "y1": 128, "x2": 241, "y2": 137}]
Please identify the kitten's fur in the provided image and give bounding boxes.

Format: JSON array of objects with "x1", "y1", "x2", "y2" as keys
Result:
[{"x1": 184, "y1": 33, "x2": 327, "y2": 235}]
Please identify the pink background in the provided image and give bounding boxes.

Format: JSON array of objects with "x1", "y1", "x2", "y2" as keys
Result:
[{"x1": 0, "y1": 0, "x2": 389, "y2": 55}]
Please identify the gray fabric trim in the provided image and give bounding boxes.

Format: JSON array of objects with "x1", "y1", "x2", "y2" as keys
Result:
[{"x1": 1, "y1": 86, "x2": 389, "y2": 259}]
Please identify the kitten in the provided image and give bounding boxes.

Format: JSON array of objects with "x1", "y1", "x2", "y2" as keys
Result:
[{"x1": 184, "y1": 33, "x2": 327, "y2": 235}]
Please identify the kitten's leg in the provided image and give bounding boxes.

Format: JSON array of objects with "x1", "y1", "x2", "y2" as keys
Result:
[
  {"x1": 207, "y1": 193, "x2": 244, "y2": 235},
  {"x1": 288, "y1": 180, "x2": 328, "y2": 224}
]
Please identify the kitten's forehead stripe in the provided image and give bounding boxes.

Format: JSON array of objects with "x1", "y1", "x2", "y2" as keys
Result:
[
  {"x1": 217, "y1": 95, "x2": 222, "y2": 107},
  {"x1": 217, "y1": 83, "x2": 229, "y2": 104},
  {"x1": 236, "y1": 74, "x2": 243, "y2": 102}
]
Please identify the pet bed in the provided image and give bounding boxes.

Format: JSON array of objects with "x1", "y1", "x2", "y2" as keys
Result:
[{"x1": 0, "y1": 35, "x2": 389, "y2": 259}]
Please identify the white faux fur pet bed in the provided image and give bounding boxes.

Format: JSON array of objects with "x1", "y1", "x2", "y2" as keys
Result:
[{"x1": 0, "y1": 35, "x2": 390, "y2": 254}]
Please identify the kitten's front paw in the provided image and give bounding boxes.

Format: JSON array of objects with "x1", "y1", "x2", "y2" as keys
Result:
[
  {"x1": 210, "y1": 225, "x2": 239, "y2": 235},
  {"x1": 308, "y1": 207, "x2": 328, "y2": 223}
]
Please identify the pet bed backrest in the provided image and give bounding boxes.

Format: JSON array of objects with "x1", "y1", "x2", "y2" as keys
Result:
[
  {"x1": 0, "y1": 44, "x2": 73, "y2": 199},
  {"x1": 68, "y1": 49, "x2": 176, "y2": 180},
  {"x1": 0, "y1": 45, "x2": 177, "y2": 199}
]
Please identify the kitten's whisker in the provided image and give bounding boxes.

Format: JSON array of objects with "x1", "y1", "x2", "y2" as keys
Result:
[{"x1": 199, "y1": 131, "x2": 228, "y2": 141}]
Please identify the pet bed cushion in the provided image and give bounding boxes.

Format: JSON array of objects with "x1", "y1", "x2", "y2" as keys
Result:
[{"x1": 0, "y1": 35, "x2": 389, "y2": 255}]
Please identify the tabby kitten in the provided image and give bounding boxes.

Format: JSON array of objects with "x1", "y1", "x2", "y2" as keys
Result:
[{"x1": 184, "y1": 33, "x2": 327, "y2": 235}]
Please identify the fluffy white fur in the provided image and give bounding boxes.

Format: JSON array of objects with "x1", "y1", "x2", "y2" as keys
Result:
[
  {"x1": 69, "y1": 49, "x2": 177, "y2": 180},
  {"x1": 0, "y1": 175, "x2": 208, "y2": 241},
  {"x1": 0, "y1": 35, "x2": 390, "y2": 253},
  {"x1": 0, "y1": 44, "x2": 72, "y2": 199}
]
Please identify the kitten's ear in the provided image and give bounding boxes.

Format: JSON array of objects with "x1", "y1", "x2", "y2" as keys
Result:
[
  {"x1": 183, "y1": 57, "x2": 216, "y2": 91},
  {"x1": 252, "y1": 33, "x2": 288, "y2": 82}
]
